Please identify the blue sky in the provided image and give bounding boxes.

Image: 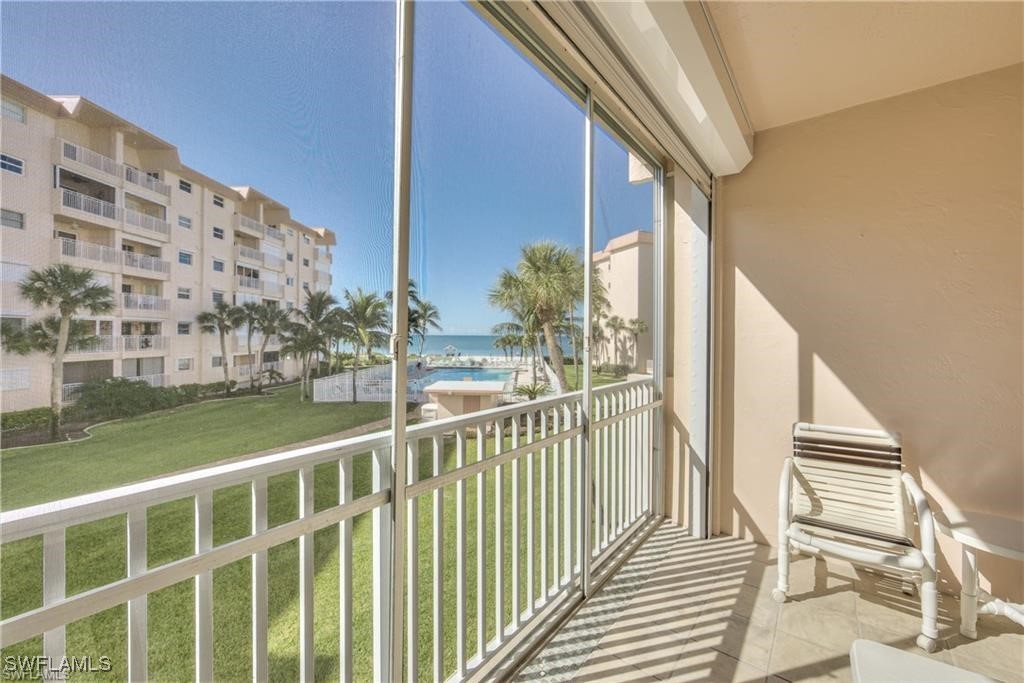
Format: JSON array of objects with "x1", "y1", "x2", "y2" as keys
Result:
[{"x1": 3, "y1": 1, "x2": 652, "y2": 333}]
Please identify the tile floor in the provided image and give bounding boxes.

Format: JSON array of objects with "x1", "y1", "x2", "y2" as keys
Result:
[{"x1": 517, "y1": 523, "x2": 1023, "y2": 682}]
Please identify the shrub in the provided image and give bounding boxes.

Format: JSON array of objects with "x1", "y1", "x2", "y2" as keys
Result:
[
  {"x1": 597, "y1": 363, "x2": 630, "y2": 378},
  {"x1": 1, "y1": 407, "x2": 54, "y2": 433},
  {"x1": 73, "y1": 378, "x2": 183, "y2": 420}
]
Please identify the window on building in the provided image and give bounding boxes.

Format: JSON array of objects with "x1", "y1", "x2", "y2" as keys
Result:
[
  {"x1": 178, "y1": 250, "x2": 193, "y2": 266},
  {"x1": 285, "y1": 301, "x2": 294, "y2": 310},
  {"x1": 178, "y1": 215, "x2": 192, "y2": 229},
  {"x1": 286, "y1": 276, "x2": 294, "y2": 286},
  {"x1": 146, "y1": 171, "x2": 161, "y2": 181},
  {"x1": 179, "y1": 179, "x2": 192, "y2": 193},
  {"x1": 286, "y1": 252, "x2": 294, "y2": 262},
  {"x1": 302, "y1": 234, "x2": 311, "y2": 245},
  {"x1": 212, "y1": 355, "x2": 224, "y2": 368},
  {"x1": 1, "y1": 209, "x2": 25, "y2": 230},
  {"x1": 212, "y1": 226, "x2": 225, "y2": 240},
  {"x1": 302, "y1": 258, "x2": 310, "y2": 267},
  {"x1": 302, "y1": 281, "x2": 309, "y2": 290},
  {"x1": 213, "y1": 259, "x2": 225, "y2": 273},
  {"x1": 177, "y1": 358, "x2": 193, "y2": 371},
  {"x1": 287, "y1": 228, "x2": 294, "y2": 237},
  {"x1": 1, "y1": 315, "x2": 26, "y2": 331},
  {"x1": 1, "y1": 154, "x2": 24, "y2": 175},
  {"x1": 213, "y1": 195, "x2": 224, "y2": 208},
  {"x1": 212, "y1": 291, "x2": 225, "y2": 304},
  {"x1": 177, "y1": 322, "x2": 192, "y2": 335},
  {"x1": 2, "y1": 99, "x2": 26, "y2": 123},
  {"x1": 177, "y1": 287, "x2": 192, "y2": 300}
]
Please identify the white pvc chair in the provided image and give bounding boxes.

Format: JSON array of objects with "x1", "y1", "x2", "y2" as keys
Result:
[{"x1": 773, "y1": 423, "x2": 939, "y2": 652}]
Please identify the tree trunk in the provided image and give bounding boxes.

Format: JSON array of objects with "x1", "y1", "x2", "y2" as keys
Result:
[
  {"x1": 219, "y1": 329, "x2": 231, "y2": 395},
  {"x1": 568, "y1": 313, "x2": 580, "y2": 390},
  {"x1": 351, "y1": 346, "x2": 360, "y2": 403},
  {"x1": 257, "y1": 338, "x2": 270, "y2": 394},
  {"x1": 542, "y1": 321, "x2": 567, "y2": 390},
  {"x1": 246, "y1": 332, "x2": 255, "y2": 391},
  {"x1": 50, "y1": 315, "x2": 71, "y2": 439},
  {"x1": 299, "y1": 354, "x2": 308, "y2": 402},
  {"x1": 418, "y1": 335, "x2": 426, "y2": 358}
]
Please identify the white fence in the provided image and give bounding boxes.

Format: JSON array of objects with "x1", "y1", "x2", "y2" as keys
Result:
[
  {"x1": 1, "y1": 378, "x2": 659, "y2": 681},
  {"x1": 314, "y1": 363, "x2": 417, "y2": 403}
]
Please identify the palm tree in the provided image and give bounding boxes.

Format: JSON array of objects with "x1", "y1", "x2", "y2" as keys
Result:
[
  {"x1": 606, "y1": 315, "x2": 626, "y2": 366},
  {"x1": 0, "y1": 265, "x2": 114, "y2": 437},
  {"x1": 197, "y1": 301, "x2": 244, "y2": 396},
  {"x1": 628, "y1": 317, "x2": 649, "y2": 370},
  {"x1": 295, "y1": 289, "x2": 338, "y2": 378},
  {"x1": 239, "y1": 301, "x2": 262, "y2": 390},
  {"x1": 252, "y1": 303, "x2": 293, "y2": 393},
  {"x1": 412, "y1": 299, "x2": 442, "y2": 357},
  {"x1": 386, "y1": 278, "x2": 423, "y2": 350},
  {"x1": 340, "y1": 288, "x2": 389, "y2": 403},
  {"x1": 280, "y1": 321, "x2": 327, "y2": 402},
  {"x1": 490, "y1": 242, "x2": 580, "y2": 390}
]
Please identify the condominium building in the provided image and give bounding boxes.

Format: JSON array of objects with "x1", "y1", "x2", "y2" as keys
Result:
[
  {"x1": 0, "y1": 75, "x2": 335, "y2": 412},
  {"x1": 593, "y1": 229, "x2": 653, "y2": 370}
]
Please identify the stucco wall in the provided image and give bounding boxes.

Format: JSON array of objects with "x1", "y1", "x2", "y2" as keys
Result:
[{"x1": 714, "y1": 64, "x2": 1023, "y2": 598}]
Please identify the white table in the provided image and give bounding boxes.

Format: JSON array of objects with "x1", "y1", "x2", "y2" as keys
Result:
[{"x1": 934, "y1": 509, "x2": 1024, "y2": 638}]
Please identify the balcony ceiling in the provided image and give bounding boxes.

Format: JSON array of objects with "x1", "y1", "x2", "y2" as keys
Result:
[{"x1": 707, "y1": 1, "x2": 1024, "y2": 132}]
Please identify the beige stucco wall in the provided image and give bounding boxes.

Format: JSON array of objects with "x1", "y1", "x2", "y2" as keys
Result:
[{"x1": 713, "y1": 64, "x2": 1023, "y2": 598}]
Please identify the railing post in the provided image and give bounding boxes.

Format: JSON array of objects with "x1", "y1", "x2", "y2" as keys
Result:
[
  {"x1": 252, "y1": 477, "x2": 269, "y2": 683},
  {"x1": 42, "y1": 530, "x2": 65, "y2": 667},
  {"x1": 127, "y1": 509, "x2": 148, "y2": 682},
  {"x1": 372, "y1": 448, "x2": 394, "y2": 682},
  {"x1": 194, "y1": 491, "x2": 213, "y2": 682},
  {"x1": 581, "y1": 89, "x2": 595, "y2": 595}
]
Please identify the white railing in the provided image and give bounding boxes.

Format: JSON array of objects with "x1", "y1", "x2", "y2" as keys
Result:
[
  {"x1": 124, "y1": 167, "x2": 171, "y2": 197},
  {"x1": 130, "y1": 373, "x2": 168, "y2": 388},
  {"x1": 54, "y1": 237, "x2": 119, "y2": 266},
  {"x1": 122, "y1": 293, "x2": 169, "y2": 312},
  {"x1": 121, "y1": 335, "x2": 167, "y2": 352},
  {"x1": 123, "y1": 250, "x2": 171, "y2": 275},
  {"x1": 0, "y1": 368, "x2": 31, "y2": 391},
  {"x1": 67, "y1": 335, "x2": 117, "y2": 354},
  {"x1": 60, "y1": 139, "x2": 120, "y2": 178},
  {"x1": 237, "y1": 361, "x2": 283, "y2": 378},
  {"x1": 236, "y1": 215, "x2": 266, "y2": 237},
  {"x1": 59, "y1": 188, "x2": 121, "y2": 222},
  {"x1": 265, "y1": 226, "x2": 284, "y2": 242},
  {"x1": 315, "y1": 269, "x2": 331, "y2": 284},
  {"x1": 123, "y1": 207, "x2": 171, "y2": 238},
  {"x1": 237, "y1": 275, "x2": 261, "y2": 291},
  {"x1": 0, "y1": 379, "x2": 657, "y2": 682},
  {"x1": 262, "y1": 281, "x2": 284, "y2": 298},
  {"x1": 263, "y1": 253, "x2": 285, "y2": 270},
  {"x1": 235, "y1": 244, "x2": 262, "y2": 262}
]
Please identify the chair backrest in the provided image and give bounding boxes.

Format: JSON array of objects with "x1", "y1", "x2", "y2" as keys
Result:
[{"x1": 790, "y1": 422, "x2": 913, "y2": 546}]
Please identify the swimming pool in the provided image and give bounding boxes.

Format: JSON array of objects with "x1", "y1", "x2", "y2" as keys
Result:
[{"x1": 424, "y1": 367, "x2": 513, "y2": 382}]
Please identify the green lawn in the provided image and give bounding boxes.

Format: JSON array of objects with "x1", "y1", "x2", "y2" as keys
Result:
[
  {"x1": 0, "y1": 386, "x2": 585, "y2": 680},
  {"x1": 562, "y1": 365, "x2": 626, "y2": 390}
]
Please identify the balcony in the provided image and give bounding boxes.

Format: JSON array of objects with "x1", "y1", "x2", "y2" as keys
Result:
[
  {"x1": 235, "y1": 244, "x2": 263, "y2": 265},
  {"x1": 124, "y1": 166, "x2": 171, "y2": 198},
  {"x1": 121, "y1": 293, "x2": 169, "y2": 314},
  {"x1": 237, "y1": 275, "x2": 261, "y2": 292},
  {"x1": 58, "y1": 139, "x2": 120, "y2": 181},
  {"x1": 237, "y1": 360, "x2": 283, "y2": 378},
  {"x1": 55, "y1": 187, "x2": 121, "y2": 228},
  {"x1": 66, "y1": 335, "x2": 117, "y2": 355},
  {"x1": 122, "y1": 251, "x2": 171, "y2": 279},
  {"x1": 235, "y1": 214, "x2": 266, "y2": 238},
  {"x1": 262, "y1": 281, "x2": 284, "y2": 298},
  {"x1": 263, "y1": 252, "x2": 285, "y2": 271},
  {"x1": 123, "y1": 207, "x2": 171, "y2": 240},
  {"x1": 52, "y1": 237, "x2": 119, "y2": 273},
  {"x1": 314, "y1": 269, "x2": 331, "y2": 285},
  {"x1": 121, "y1": 335, "x2": 168, "y2": 352},
  {"x1": 265, "y1": 226, "x2": 285, "y2": 242},
  {"x1": 0, "y1": 381, "x2": 660, "y2": 681}
]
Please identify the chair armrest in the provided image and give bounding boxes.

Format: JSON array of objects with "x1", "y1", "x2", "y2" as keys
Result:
[
  {"x1": 901, "y1": 472, "x2": 935, "y2": 564},
  {"x1": 778, "y1": 457, "x2": 794, "y2": 526}
]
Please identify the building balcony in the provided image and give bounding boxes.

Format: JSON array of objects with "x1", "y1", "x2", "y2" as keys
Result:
[
  {"x1": 234, "y1": 214, "x2": 266, "y2": 238},
  {"x1": 262, "y1": 252, "x2": 285, "y2": 271},
  {"x1": 124, "y1": 166, "x2": 171, "y2": 199},
  {"x1": 121, "y1": 335, "x2": 168, "y2": 352},
  {"x1": 57, "y1": 138, "x2": 121, "y2": 182},
  {"x1": 262, "y1": 281, "x2": 284, "y2": 298},
  {"x1": 52, "y1": 237, "x2": 120, "y2": 274},
  {"x1": 265, "y1": 226, "x2": 285, "y2": 242},
  {"x1": 66, "y1": 335, "x2": 118, "y2": 355},
  {"x1": 123, "y1": 207, "x2": 171, "y2": 241},
  {"x1": 236, "y1": 360, "x2": 283, "y2": 378},
  {"x1": 314, "y1": 269, "x2": 331, "y2": 285},
  {"x1": 54, "y1": 187, "x2": 122, "y2": 230},
  {"x1": 235, "y1": 244, "x2": 263, "y2": 265},
  {"x1": 122, "y1": 251, "x2": 171, "y2": 280},
  {"x1": 237, "y1": 275, "x2": 261, "y2": 292},
  {"x1": 121, "y1": 293, "x2": 169, "y2": 314}
]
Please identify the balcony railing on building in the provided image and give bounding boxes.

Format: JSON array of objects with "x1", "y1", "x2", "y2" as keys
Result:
[
  {"x1": 122, "y1": 293, "x2": 169, "y2": 313},
  {"x1": 265, "y1": 226, "x2": 285, "y2": 242},
  {"x1": 235, "y1": 214, "x2": 266, "y2": 238},
  {"x1": 54, "y1": 237, "x2": 119, "y2": 268},
  {"x1": 0, "y1": 378, "x2": 659, "y2": 682},
  {"x1": 262, "y1": 281, "x2": 285, "y2": 298},
  {"x1": 59, "y1": 139, "x2": 120, "y2": 179},
  {"x1": 122, "y1": 251, "x2": 171, "y2": 275},
  {"x1": 66, "y1": 335, "x2": 117, "y2": 354},
  {"x1": 263, "y1": 253, "x2": 285, "y2": 270},
  {"x1": 237, "y1": 360, "x2": 283, "y2": 377},
  {"x1": 121, "y1": 335, "x2": 168, "y2": 352},
  {"x1": 124, "y1": 207, "x2": 171, "y2": 239},
  {"x1": 59, "y1": 188, "x2": 121, "y2": 223},
  {"x1": 237, "y1": 275, "x2": 261, "y2": 291},
  {"x1": 124, "y1": 166, "x2": 171, "y2": 198},
  {"x1": 235, "y1": 245, "x2": 262, "y2": 264}
]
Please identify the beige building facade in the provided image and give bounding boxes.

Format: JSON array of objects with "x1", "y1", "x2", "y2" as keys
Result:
[
  {"x1": 0, "y1": 75, "x2": 335, "y2": 412},
  {"x1": 593, "y1": 229, "x2": 653, "y2": 371}
]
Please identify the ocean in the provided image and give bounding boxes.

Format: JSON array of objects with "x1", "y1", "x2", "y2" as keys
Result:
[{"x1": 416, "y1": 334, "x2": 572, "y2": 357}]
